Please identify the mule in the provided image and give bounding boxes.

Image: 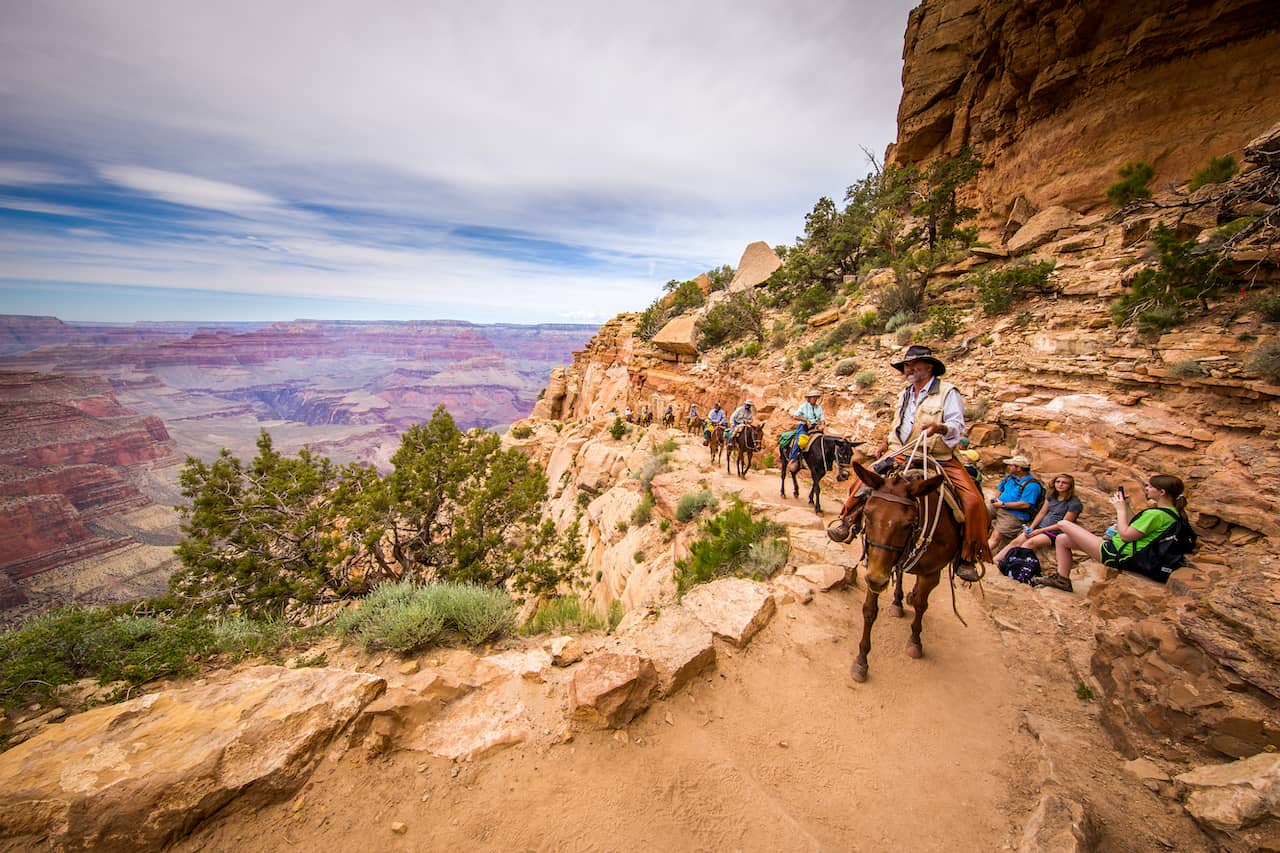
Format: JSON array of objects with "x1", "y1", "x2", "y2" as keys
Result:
[
  {"x1": 779, "y1": 432, "x2": 856, "y2": 514},
  {"x1": 662, "y1": 411, "x2": 675, "y2": 428},
  {"x1": 846, "y1": 460, "x2": 962, "y2": 683},
  {"x1": 725, "y1": 423, "x2": 764, "y2": 477},
  {"x1": 707, "y1": 424, "x2": 725, "y2": 465}
]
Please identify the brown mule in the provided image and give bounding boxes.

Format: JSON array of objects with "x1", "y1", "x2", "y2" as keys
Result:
[
  {"x1": 725, "y1": 423, "x2": 764, "y2": 477},
  {"x1": 846, "y1": 460, "x2": 961, "y2": 683},
  {"x1": 707, "y1": 424, "x2": 725, "y2": 465}
]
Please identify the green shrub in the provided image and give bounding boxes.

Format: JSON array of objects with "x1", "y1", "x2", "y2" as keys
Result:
[
  {"x1": 769, "y1": 320, "x2": 787, "y2": 349},
  {"x1": 1169, "y1": 359, "x2": 1207, "y2": 378},
  {"x1": 884, "y1": 311, "x2": 915, "y2": 333},
  {"x1": 335, "y1": 581, "x2": 516, "y2": 653},
  {"x1": 825, "y1": 319, "x2": 861, "y2": 348},
  {"x1": 798, "y1": 356, "x2": 814, "y2": 372},
  {"x1": 510, "y1": 425, "x2": 533, "y2": 439},
  {"x1": 835, "y1": 358, "x2": 859, "y2": 376},
  {"x1": 615, "y1": 519, "x2": 629, "y2": 533},
  {"x1": 609, "y1": 417, "x2": 626, "y2": 440},
  {"x1": 699, "y1": 292, "x2": 764, "y2": 349},
  {"x1": 855, "y1": 370, "x2": 876, "y2": 389},
  {"x1": 857, "y1": 310, "x2": 882, "y2": 334},
  {"x1": 972, "y1": 260, "x2": 1056, "y2": 316},
  {"x1": 876, "y1": 275, "x2": 923, "y2": 321},
  {"x1": 741, "y1": 341, "x2": 761, "y2": 358},
  {"x1": 1111, "y1": 224, "x2": 1225, "y2": 332},
  {"x1": 790, "y1": 283, "x2": 835, "y2": 322},
  {"x1": 633, "y1": 550, "x2": 645, "y2": 563},
  {"x1": 676, "y1": 489, "x2": 718, "y2": 522},
  {"x1": 0, "y1": 607, "x2": 215, "y2": 708},
  {"x1": 675, "y1": 499, "x2": 789, "y2": 593},
  {"x1": 1250, "y1": 291, "x2": 1280, "y2": 322},
  {"x1": 1209, "y1": 216, "x2": 1257, "y2": 248},
  {"x1": 1188, "y1": 155, "x2": 1237, "y2": 192},
  {"x1": 924, "y1": 305, "x2": 961, "y2": 339},
  {"x1": 522, "y1": 595, "x2": 603, "y2": 635},
  {"x1": 631, "y1": 493, "x2": 655, "y2": 526},
  {"x1": 607, "y1": 600, "x2": 625, "y2": 632},
  {"x1": 1247, "y1": 340, "x2": 1280, "y2": 382},
  {"x1": 1107, "y1": 161, "x2": 1155, "y2": 207},
  {"x1": 211, "y1": 616, "x2": 297, "y2": 660},
  {"x1": 895, "y1": 326, "x2": 915, "y2": 346}
]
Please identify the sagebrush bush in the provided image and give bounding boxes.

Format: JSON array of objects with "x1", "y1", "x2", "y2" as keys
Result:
[
  {"x1": 335, "y1": 581, "x2": 516, "y2": 653},
  {"x1": 835, "y1": 358, "x2": 859, "y2": 376},
  {"x1": 1169, "y1": 359, "x2": 1208, "y2": 378},
  {"x1": 972, "y1": 260, "x2": 1056, "y2": 316},
  {"x1": 924, "y1": 305, "x2": 961, "y2": 339},
  {"x1": 1107, "y1": 161, "x2": 1155, "y2": 207},
  {"x1": 510, "y1": 425, "x2": 533, "y2": 439},
  {"x1": 884, "y1": 311, "x2": 915, "y2": 333},
  {"x1": 676, "y1": 489, "x2": 718, "y2": 522},
  {"x1": 895, "y1": 326, "x2": 915, "y2": 346},
  {"x1": 522, "y1": 595, "x2": 603, "y2": 635},
  {"x1": 1247, "y1": 340, "x2": 1280, "y2": 382},
  {"x1": 675, "y1": 498, "x2": 789, "y2": 593},
  {"x1": 855, "y1": 370, "x2": 877, "y2": 389},
  {"x1": 609, "y1": 417, "x2": 626, "y2": 440},
  {"x1": 1188, "y1": 155, "x2": 1237, "y2": 192},
  {"x1": 1250, "y1": 291, "x2": 1280, "y2": 322},
  {"x1": 212, "y1": 616, "x2": 297, "y2": 659},
  {"x1": 631, "y1": 492, "x2": 655, "y2": 526}
]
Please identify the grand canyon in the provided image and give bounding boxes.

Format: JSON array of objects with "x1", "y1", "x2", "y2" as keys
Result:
[{"x1": 0, "y1": 316, "x2": 594, "y2": 618}]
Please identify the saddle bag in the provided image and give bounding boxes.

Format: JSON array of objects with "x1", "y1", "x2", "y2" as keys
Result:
[{"x1": 997, "y1": 547, "x2": 1042, "y2": 584}]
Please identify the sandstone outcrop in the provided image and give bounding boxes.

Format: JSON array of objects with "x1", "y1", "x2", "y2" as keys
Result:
[
  {"x1": 568, "y1": 652, "x2": 659, "y2": 728},
  {"x1": 0, "y1": 666, "x2": 385, "y2": 851},
  {"x1": 893, "y1": 0, "x2": 1280, "y2": 225},
  {"x1": 728, "y1": 241, "x2": 782, "y2": 292}
]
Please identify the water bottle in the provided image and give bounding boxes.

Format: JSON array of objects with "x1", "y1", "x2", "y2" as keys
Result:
[{"x1": 1104, "y1": 526, "x2": 1117, "y2": 538}]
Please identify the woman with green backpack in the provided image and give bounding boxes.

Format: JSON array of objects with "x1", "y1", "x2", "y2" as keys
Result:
[{"x1": 1030, "y1": 474, "x2": 1192, "y2": 592}]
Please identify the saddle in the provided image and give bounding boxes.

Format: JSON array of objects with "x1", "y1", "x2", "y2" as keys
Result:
[{"x1": 892, "y1": 465, "x2": 965, "y2": 524}]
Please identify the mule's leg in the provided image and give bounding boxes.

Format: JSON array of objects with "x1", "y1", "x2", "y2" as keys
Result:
[
  {"x1": 812, "y1": 478, "x2": 822, "y2": 514},
  {"x1": 904, "y1": 571, "x2": 942, "y2": 659},
  {"x1": 852, "y1": 588, "x2": 879, "y2": 683},
  {"x1": 780, "y1": 466, "x2": 787, "y2": 497},
  {"x1": 888, "y1": 568, "x2": 905, "y2": 618}
]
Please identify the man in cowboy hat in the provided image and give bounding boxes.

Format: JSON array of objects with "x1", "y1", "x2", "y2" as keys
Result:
[
  {"x1": 727, "y1": 399, "x2": 755, "y2": 443},
  {"x1": 828, "y1": 344, "x2": 991, "y2": 581},
  {"x1": 987, "y1": 454, "x2": 1043, "y2": 553},
  {"x1": 787, "y1": 389, "x2": 826, "y2": 470}
]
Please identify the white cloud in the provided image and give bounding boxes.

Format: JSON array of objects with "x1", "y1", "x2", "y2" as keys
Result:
[
  {"x1": 98, "y1": 166, "x2": 283, "y2": 214},
  {"x1": 0, "y1": 196, "x2": 84, "y2": 217},
  {"x1": 0, "y1": 162, "x2": 77, "y2": 186}
]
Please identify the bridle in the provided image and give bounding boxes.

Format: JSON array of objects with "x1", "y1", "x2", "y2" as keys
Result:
[{"x1": 859, "y1": 477, "x2": 945, "y2": 576}]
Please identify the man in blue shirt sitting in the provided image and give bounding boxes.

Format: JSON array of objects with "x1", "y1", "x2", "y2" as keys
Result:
[{"x1": 988, "y1": 454, "x2": 1043, "y2": 553}]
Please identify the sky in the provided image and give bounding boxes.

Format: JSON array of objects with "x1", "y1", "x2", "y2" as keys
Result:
[{"x1": 0, "y1": 0, "x2": 917, "y2": 325}]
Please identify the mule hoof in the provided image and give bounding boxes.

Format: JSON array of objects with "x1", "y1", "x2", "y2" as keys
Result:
[
  {"x1": 905, "y1": 642, "x2": 923, "y2": 659},
  {"x1": 850, "y1": 661, "x2": 868, "y2": 683},
  {"x1": 887, "y1": 604, "x2": 904, "y2": 618}
]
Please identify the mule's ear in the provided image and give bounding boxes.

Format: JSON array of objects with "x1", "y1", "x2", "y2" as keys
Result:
[
  {"x1": 852, "y1": 461, "x2": 883, "y2": 489},
  {"x1": 906, "y1": 474, "x2": 946, "y2": 498}
]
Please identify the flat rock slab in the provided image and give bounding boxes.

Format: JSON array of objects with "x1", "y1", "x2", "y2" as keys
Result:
[
  {"x1": 794, "y1": 562, "x2": 847, "y2": 590},
  {"x1": 569, "y1": 653, "x2": 658, "y2": 728},
  {"x1": 1177, "y1": 752, "x2": 1280, "y2": 831},
  {"x1": 623, "y1": 606, "x2": 716, "y2": 696},
  {"x1": 790, "y1": 528, "x2": 857, "y2": 567},
  {"x1": 681, "y1": 577, "x2": 776, "y2": 647},
  {"x1": 0, "y1": 665, "x2": 385, "y2": 852}
]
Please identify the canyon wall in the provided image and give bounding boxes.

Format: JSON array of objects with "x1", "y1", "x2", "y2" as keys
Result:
[{"x1": 891, "y1": 0, "x2": 1280, "y2": 225}]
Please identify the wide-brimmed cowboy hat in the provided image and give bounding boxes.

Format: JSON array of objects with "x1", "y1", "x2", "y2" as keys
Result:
[
  {"x1": 890, "y1": 344, "x2": 946, "y2": 376},
  {"x1": 1003, "y1": 454, "x2": 1031, "y2": 467},
  {"x1": 804, "y1": 389, "x2": 821, "y2": 398}
]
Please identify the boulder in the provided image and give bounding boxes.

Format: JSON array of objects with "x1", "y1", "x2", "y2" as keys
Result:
[
  {"x1": 0, "y1": 666, "x2": 385, "y2": 851},
  {"x1": 623, "y1": 606, "x2": 716, "y2": 696},
  {"x1": 652, "y1": 315, "x2": 699, "y2": 357},
  {"x1": 794, "y1": 562, "x2": 847, "y2": 591},
  {"x1": 1177, "y1": 753, "x2": 1280, "y2": 830},
  {"x1": 548, "y1": 635, "x2": 584, "y2": 666},
  {"x1": 807, "y1": 308, "x2": 840, "y2": 328},
  {"x1": 569, "y1": 653, "x2": 658, "y2": 728},
  {"x1": 728, "y1": 242, "x2": 782, "y2": 292},
  {"x1": 1245, "y1": 120, "x2": 1280, "y2": 167},
  {"x1": 681, "y1": 577, "x2": 777, "y2": 647},
  {"x1": 1017, "y1": 788, "x2": 1100, "y2": 853},
  {"x1": 1007, "y1": 206, "x2": 1083, "y2": 254}
]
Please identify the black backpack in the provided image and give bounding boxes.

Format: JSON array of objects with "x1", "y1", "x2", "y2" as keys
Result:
[
  {"x1": 1128, "y1": 507, "x2": 1198, "y2": 583},
  {"x1": 997, "y1": 547, "x2": 1042, "y2": 584}
]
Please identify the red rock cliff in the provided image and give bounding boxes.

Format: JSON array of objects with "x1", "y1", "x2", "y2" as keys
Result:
[{"x1": 891, "y1": 0, "x2": 1280, "y2": 223}]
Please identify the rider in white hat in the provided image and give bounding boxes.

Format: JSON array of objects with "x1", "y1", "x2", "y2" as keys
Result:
[{"x1": 787, "y1": 389, "x2": 825, "y2": 470}]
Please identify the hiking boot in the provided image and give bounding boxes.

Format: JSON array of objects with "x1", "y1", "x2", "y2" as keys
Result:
[
  {"x1": 827, "y1": 516, "x2": 855, "y2": 543},
  {"x1": 1030, "y1": 573, "x2": 1073, "y2": 592},
  {"x1": 954, "y1": 561, "x2": 981, "y2": 583}
]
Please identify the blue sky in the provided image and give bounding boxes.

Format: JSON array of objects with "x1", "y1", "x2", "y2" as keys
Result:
[{"x1": 0, "y1": 0, "x2": 917, "y2": 325}]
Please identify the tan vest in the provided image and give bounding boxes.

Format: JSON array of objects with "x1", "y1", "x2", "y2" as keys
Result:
[{"x1": 888, "y1": 378, "x2": 959, "y2": 461}]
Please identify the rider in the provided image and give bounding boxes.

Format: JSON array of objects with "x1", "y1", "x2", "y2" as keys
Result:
[
  {"x1": 687, "y1": 402, "x2": 700, "y2": 431},
  {"x1": 662, "y1": 404, "x2": 674, "y2": 426},
  {"x1": 788, "y1": 390, "x2": 825, "y2": 470},
  {"x1": 827, "y1": 345, "x2": 991, "y2": 582},
  {"x1": 704, "y1": 402, "x2": 727, "y2": 444},
  {"x1": 639, "y1": 404, "x2": 651, "y2": 425},
  {"x1": 728, "y1": 399, "x2": 754, "y2": 442}
]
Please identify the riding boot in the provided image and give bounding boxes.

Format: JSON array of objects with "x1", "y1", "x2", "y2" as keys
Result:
[
  {"x1": 826, "y1": 489, "x2": 868, "y2": 543},
  {"x1": 953, "y1": 523, "x2": 982, "y2": 582}
]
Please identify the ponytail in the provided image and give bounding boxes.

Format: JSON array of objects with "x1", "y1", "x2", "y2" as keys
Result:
[{"x1": 1149, "y1": 474, "x2": 1187, "y2": 518}]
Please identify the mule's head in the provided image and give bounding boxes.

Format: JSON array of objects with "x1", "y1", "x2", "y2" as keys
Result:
[
  {"x1": 833, "y1": 439, "x2": 858, "y2": 482},
  {"x1": 852, "y1": 461, "x2": 945, "y2": 593}
]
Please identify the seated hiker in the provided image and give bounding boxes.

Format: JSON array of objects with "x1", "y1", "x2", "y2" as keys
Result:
[
  {"x1": 956, "y1": 436, "x2": 982, "y2": 484},
  {"x1": 728, "y1": 400, "x2": 754, "y2": 441},
  {"x1": 988, "y1": 455, "x2": 1045, "y2": 553},
  {"x1": 1030, "y1": 474, "x2": 1191, "y2": 593},
  {"x1": 704, "y1": 402, "x2": 727, "y2": 444},
  {"x1": 828, "y1": 345, "x2": 991, "y2": 582},
  {"x1": 788, "y1": 390, "x2": 825, "y2": 469},
  {"x1": 993, "y1": 473, "x2": 1082, "y2": 565}
]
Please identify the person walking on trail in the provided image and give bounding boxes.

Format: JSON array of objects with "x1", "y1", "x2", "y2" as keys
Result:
[
  {"x1": 827, "y1": 344, "x2": 991, "y2": 582},
  {"x1": 704, "y1": 402, "x2": 727, "y2": 444},
  {"x1": 787, "y1": 390, "x2": 826, "y2": 471},
  {"x1": 988, "y1": 455, "x2": 1044, "y2": 553}
]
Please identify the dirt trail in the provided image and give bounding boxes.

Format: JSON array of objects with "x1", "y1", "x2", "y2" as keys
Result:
[{"x1": 179, "y1": 441, "x2": 1212, "y2": 852}]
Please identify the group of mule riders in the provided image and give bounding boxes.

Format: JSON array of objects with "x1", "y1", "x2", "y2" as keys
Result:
[{"x1": 676, "y1": 344, "x2": 992, "y2": 583}]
